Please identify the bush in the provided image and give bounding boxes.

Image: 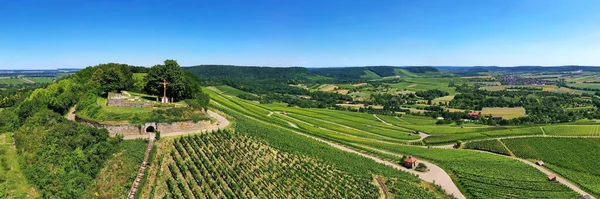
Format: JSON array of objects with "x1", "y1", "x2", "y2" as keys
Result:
[
  {"x1": 155, "y1": 131, "x2": 161, "y2": 140},
  {"x1": 415, "y1": 163, "x2": 429, "y2": 172}
]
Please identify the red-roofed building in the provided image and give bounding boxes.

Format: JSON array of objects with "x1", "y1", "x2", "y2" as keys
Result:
[
  {"x1": 468, "y1": 112, "x2": 480, "y2": 118},
  {"x1": 402, "y1": 156, "x2": 418, "y2": 169}
]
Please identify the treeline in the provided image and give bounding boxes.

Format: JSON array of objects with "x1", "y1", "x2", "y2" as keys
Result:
[
  {"x1": 310, "y1": 66, "x2": 399, "y2": 80},
  {"x1": 415, "y1": 89, "x2": 449, "y2": 100},
  {"x1": 404, "y1": 66, "x2": 439, "y2": 73},
  {"x1": 447, "y1": 83, "x2": 600, "y2": 124}
]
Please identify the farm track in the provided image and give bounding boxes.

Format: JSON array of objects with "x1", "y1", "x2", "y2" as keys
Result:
[
  {"x1": 21, "y1": 78, "x2": 35, "y2": 83},
  {"x1": 211, "y1": 102, "x2": 467, "y2": 199},
  {"x1": 356, "y1": 144, "x2": 465, "y2": 199},
  {"x1": 373, "y1": 114, "x2": 392, "y2": 126},
  {"x1": 126, "y1": 137, "x2": 154, "y2": 199},
  {"x1": 374, "y1": 176, "x2": 388, "y2": 199}
]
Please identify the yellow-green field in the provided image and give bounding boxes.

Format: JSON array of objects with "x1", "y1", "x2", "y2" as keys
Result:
[
  {"x1": 432, "y1": 95, "x2": 455, "y2": 104},
  {"x1": 481, "y1": 107, "x2": 526, "y2": 119}
]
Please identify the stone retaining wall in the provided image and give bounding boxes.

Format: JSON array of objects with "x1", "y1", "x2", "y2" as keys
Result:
[{"x1": 76, "y1": 117, "x2": 215, "y2": 137}]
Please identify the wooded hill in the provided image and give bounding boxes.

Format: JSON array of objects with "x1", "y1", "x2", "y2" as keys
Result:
[{"x1": 184, "y1": 65, "x2": 440, "y2": 83}]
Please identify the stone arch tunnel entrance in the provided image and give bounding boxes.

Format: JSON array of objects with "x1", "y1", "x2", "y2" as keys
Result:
[{"x1": 145, "y1": 126, "x2": 155, "y2": 133}]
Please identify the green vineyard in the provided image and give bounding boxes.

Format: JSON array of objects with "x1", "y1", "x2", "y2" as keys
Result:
[{"x1": 161, "y1": 131, "x2": 380, "y2": 199}]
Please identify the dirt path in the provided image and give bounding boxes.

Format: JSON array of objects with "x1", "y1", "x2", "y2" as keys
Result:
[
  {"x1": 65, "y1": 106, "x2": 76, "y2": 121},
  {"x1": 21, "y1": 78, "x2": 35, "y2": 83},
  {"x1": 373, "y1": 114, "x2": 430, "y2": 141},
  {"x1": 358, "y1": 145, "x2": 465, "y2": 199},
  {"x1": 373, "y1": 175, "x2": 388, "y2": 199},
  {"x1": 540, "y1": 126, "x2": 546, "y2": 136},
  {"x1": 373, "y1": 114, "x2": 392, "y2": 126},
  {"x1": 123, "y1": 110, "x2": 230, "y2": 140},
  {"x1": 267, "y1": 111, "x2": 273, "y2": 117},
  {"x1": 126, "y1": 138, "x2": 154, "y2": 199},
  {"x1": 407, "y1": 84, "x2": 417, "y2": 88}
]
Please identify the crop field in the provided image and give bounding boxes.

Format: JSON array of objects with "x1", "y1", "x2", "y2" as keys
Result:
[
  {"x1": 27, "y1": 77, "x2": 55, "y2": 83},
  {"x1": 463, "y1": 139, "x2": 511, "y2": 156},
  {"x1": 317, "y1": 84, "x2": 339, "y2": 92},
  {"x1": 567, "y1": 83, "x2": 600, "y2": 89},
  {"x1": 502, "y1": 138, "x2": 600, "y2": 197},
  {"x1": 407, "y1": 126, "x2": 541, "y2": 145},
  {"x1": 0, "y1": 78, "x2": 27, "y2": 84},
  {"x1": 542, "y1": 125, "x2": 600, "y2": 136},
  {"x1": 432, "y1": 95, "x2": 455, "y2": 104},
  {"x1": 389, "y1": 80, "x2": 457, "y2": 94},
  {"x1": 214, "y1": 85, "x2": 254, "y2": 96},
  {"x1": 352, "y1": 142, "x2": 579, "y2": 199},
  {"x1": 160, "y1": 133, "x2": 380, "y2": 198},
  {"x1": 481, "y1": 107, "x2": 526, "y2": 119}
]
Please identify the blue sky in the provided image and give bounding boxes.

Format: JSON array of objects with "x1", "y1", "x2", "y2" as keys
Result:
[{"x1": 1, "y1": 0, "x2": 600, "y2": 69}]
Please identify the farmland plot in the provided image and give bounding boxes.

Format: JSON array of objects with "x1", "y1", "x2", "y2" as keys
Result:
[{"x1": 502, "y1": 137, "x2": 600, "y2": 197}]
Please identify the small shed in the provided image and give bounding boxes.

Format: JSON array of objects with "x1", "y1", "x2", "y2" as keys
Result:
[
  {"x1": 548, "y1": 174, "x2": 557, "y2": 181},
  {"x1": 581, "y1": 195, "x2": 592, "y2": 199},
  {"x1": 402, "y1": 156, "x2": 418, "y2": 169},
  {"x1": 536, "y1": 161, "x2": 545, "y2": 166}
]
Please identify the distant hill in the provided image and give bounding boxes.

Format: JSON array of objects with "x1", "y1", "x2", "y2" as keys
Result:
[
  {"x1": 310, "y1": 66, "x2": 440, "y2": 80},
  {"x1": 436, "y1": 65, "x2": 600, "y2": 76}
]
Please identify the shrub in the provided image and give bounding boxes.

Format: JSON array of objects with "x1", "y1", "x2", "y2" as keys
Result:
[{"x1": 415, "y1": 163, "x2": 429, "y2": 172}]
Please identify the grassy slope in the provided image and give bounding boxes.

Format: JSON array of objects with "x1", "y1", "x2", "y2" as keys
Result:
[
  {"x1": 86, "y1": 139, "x2": 148, "y2": 198},
  {"x1": 502, "y1": 137, "x2": 600, "y2": 197},
  {"x1": 361, "y1": 70, "x2": 381, "y2": 79},
  {"x1": 0, "y1": 133, "x2": 39, "y2": 198},
  {"x1": 215, "y1": 85, "x2": 253, "y2": 96}
]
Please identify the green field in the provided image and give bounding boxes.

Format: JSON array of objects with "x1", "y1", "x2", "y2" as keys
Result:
[
  {"x1": 360, "y1": 70, "x2": 381, "y2": 79},
  {"x1": 27, "y1": 77, "x2": 55, "y2": 83},
  {"x1": 0, "y1": 78, "x2": 27, "y2": 84},
  {"x1": 502, "y1": 138, "x2": 600, "y2": 197},
  {"x1": 464, "y1": 139, "x2": 511, "y2": 156},
  {"x1": 214, "y1": 85, "x2": 254, "y2": 96},
  {"x1": 542, "y1": 125, "x2": 600, "y2": 136},
  {"x1": 0, "y1": 133, "x2": 39, "y2": 198}
]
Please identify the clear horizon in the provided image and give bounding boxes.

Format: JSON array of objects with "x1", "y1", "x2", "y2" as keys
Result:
[{"x1": 1, "y1": 0, "x2": 599, "y2": 69}]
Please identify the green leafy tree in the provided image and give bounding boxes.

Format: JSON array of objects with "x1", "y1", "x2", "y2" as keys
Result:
[
  {"x1": 91, "y1": 63, "x2": 133, "y2": 93},
  {"x1": 144, "y1": 60, "x2": 187, "y2": 101}
]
